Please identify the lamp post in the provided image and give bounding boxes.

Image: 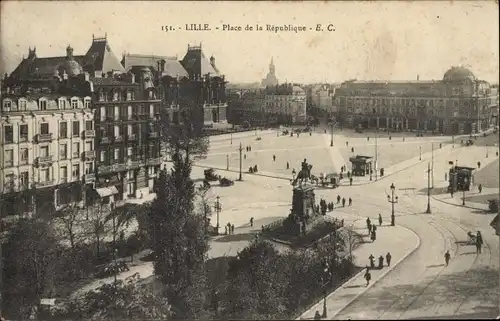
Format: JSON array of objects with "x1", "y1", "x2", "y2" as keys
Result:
[
  {"x1": 419, "y1": 145, "x2": 422, "y2": 160},
  {"x1": 226, "y1": 154, "x2": 229, "y2": 170},
  {"x1": 215, "y1": 196, "x2": 222, "y2": 235},
  {"x1": 387, "y1": 183, "x2": 398, "y2": 226},
  {"x1": 330, "y1": 122, "x2": 334, "y2": 147},
  {"x1": 486, "y1": 144, "x2": 489, "y2": 158},
  {"x1": 230, "y1": 133, "x2": 233, "y2": 145},
  {"x1": 238, "y1": 143, "x2": 243, "y2": 181},
  {"x1": 426, "y1": 162, "x2": 432, "y2": 214},
  {"x1": 374, "y1": 129, "x2": 378, "y2": 181},
  {"x1": 462, "y1": 178, "x2": 468, "y2": 206},
  {"x1": 322, "y1": 260, "x2": 332, "y2": 318}
]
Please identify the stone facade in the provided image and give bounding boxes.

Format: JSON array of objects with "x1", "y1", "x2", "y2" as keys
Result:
[{"x1": 265, "y1": 83, "x2": 307, "y2": 124}]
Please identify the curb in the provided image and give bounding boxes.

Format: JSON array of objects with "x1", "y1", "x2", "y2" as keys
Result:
[
  {"x1": 193, "y1": 164, "x2": 291, "y2": 181},
  {"x1": 297, "y1": 225, "x2": 421, "y2": 320},
  {"x1": 431, "y1": 195, "x2": 491, "y2": 212}
]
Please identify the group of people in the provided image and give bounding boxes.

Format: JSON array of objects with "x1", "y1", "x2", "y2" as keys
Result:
[
  {"x1": 225, "y1": 222, "x2": 235, "y2": 235},
  {"x1": 364, "y1": 252, "x2": 392, "y2": 286},
  {"x1": 335, "y1": 194, "x2": 352, "y2": 207},
  {"x1": 366, "y1": 215, "x2": 383, "y2": 242}
]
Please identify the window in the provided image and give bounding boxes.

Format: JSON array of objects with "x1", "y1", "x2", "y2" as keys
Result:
[
  {"x1": 126, "y1": 91, "x2": 132, "y2": 101},
  {"x1": 114, "y1": 106, "x2": 119, "y2": 120},
  {"x1": 19, "y1": 100, "x2": 27, "y2": 110},
  {"x1": 114, "y1": 125, "x2": 120, "y2": 137},
  {"x1": 127, "y1": 124, "x2": 133, "y2": 135},
  {"x1": 113, "y1": 91, "x2": 119, "y2": 101},
  {"x1": 99, "y1": 91, "x2": 105, "y2": 102},
  {"x1": 85, "y1": 141, "x2": 92, "y2": 151},
  {"x1": 72, "y1": 121, "x2": 80, "y2": 137},
  {"x1": 85, "y1": 162, "x2": 94, "y2": 174},
  {"x1": 4, "y1": 125, "x2": 13, "y2": 143},
  {"x1": 59, "y1": 99, "x2": 66, "y2": 109},
  {"x1": 61, "y1": 166, "x2": 68, "y2": 179},
  {"x1": 72, "y1": 164, "x2": 80, "y2": 178},
  {"x1": 72, "y1": 142, "x2": 80, "y2": 158},
  {"x1": 40, "y1": 168, "x2": 50, "y2": 182},
  {"x1": 127, "y1": 106, "x2": 132, "y2": 119},
  {"x1": 85, "y1": 120, "x2": 93, "y2": 131},
  {"x1": 150, "y1": 104, "x2": 154, "y2": 117},
  {"x1": 19, "y1": 124, "x2": 28, "y2": 142},
  {"x1": 39, "y1": 100, "x2": 47, "y2": 110},
  {"x1": 60, "y1": 122, "x2": 67, "y2": 138},
  {"x1": 60, "y1": 144, "x2": 68, "y2": 160},
  {"x1": 127, "y1": 147, "x2": 133, "y2": 158},
  {"x1": 127, "y1": 170, "x2": 134, "y2": 180},
  {"x1": 114, "y1": 148, "x2": 120, "y2": 162},
  {"x1": 100, "y1": 151, "x2": 106, "y2": 162},
  {"x1": 3, "y1": 100, "x2": 12, "y2": 111},
  {"x1": 20, "y1": 148, "x2": 28, "y2": 165},
  {"x1": 71, "y1": 99, "x2": 78, "y2": 109},
  {"x1": 40, "y1": 146, "x2": 49, "y2": 157},
  {"x1": 20, "y1": 171, "x2": 29, "y2": 188},
  {"x1": 5, "y1": 150, "x2": 13, "y2": 167},
  {"x1": 100, "y1": 107, "x2": 106, "y2": 121},
  {"x1": 84, "y1": 98, "x2": 91, "y2": 109},
  {"x1": 40, "y1": 123, "x2": 49, "y2": 135},
  {"x1": 5, "y1": 173, "x2": 15, "y2": 190}
]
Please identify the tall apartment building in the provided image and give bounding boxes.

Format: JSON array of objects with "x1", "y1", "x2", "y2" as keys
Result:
[
  {"x1": 1, "y1": 52, "x2": 94, "y2": 215},
  {"x1": 265, "y1": 83, "x2": 307, "y2": 124}
]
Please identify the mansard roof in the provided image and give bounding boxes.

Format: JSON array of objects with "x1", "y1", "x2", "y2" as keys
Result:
[{"x1": 180, "y1": 45, "x2": 218, "y2": 77}]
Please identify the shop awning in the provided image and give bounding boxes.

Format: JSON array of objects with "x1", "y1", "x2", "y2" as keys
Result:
[
  {"x1": 490, "y1": 214, "x2": 499, "y2": 236},
  {"x1": 95, "y1": 186, "x2": 119, "y2": 198}
]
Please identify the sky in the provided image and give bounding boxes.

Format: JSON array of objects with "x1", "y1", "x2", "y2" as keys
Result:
[{"x1": 1, "y1": 1, "x2": 498, "y2": 84}]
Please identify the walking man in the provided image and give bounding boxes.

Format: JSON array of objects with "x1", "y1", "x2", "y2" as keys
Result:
[
  {"x1": 364, "y1": 270, "x2": 372, "y2": 287},
  {"x1": 368, "y1": 254, "x2": 375, "y2": 268},
  {"x1": 342, "y1": 197, "x2": 346, "y2": 207},
  {"x1": 444, "y1": 250, "x2": 451, "y2": 266},
  {"x1": 476, "y1": 231, "x2": 483, "y2": 254},
  {"x1": 286, "y1": 161, "x2": 290, "y2": 170},
  {"x1": 348, "y1": 197, "x2": 352, "y2": 206},
  {"x1": 366, "y1": 217, "x2": 372, "y2": 234},
  {"x1": 477, "y1": 161, "x2": 481, "y2": 169},
  {"x1": 273, "y1": 154, "x2": 276, "y2": 162},
  {"x1": 227, "y1": 222, "x2": 231, "y2": 235},
  {"x1": 250, "y1": 217, "x2": 254, "y2": 227},
  {"x1": 337, "y1": 195, "x2": 341, "y2": 204},
  {"x1": 378, "y1": 213, "x2": 382, "y2": 226},
  {"x1": 478, "y1": 184, "x2": 483, "y2": 194},
  {"x1": 378, "y1": 255, "x2": 384, "y2": 269},
  {"x1": 231, "y1": 224, "x2": 235, "y2": 234},
  {"x1": 386, "y1": 252, "x2": 392, "y2": 267},
  {"x1": 350, "y1": 177, "x2": 353, "y2": 186}
]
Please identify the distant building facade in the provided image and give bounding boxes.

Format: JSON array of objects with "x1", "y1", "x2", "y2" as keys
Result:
[
  {"x1": 265, "y1": 84, "x2": 307, "y2": 124},
  {"x1": 261, "y1": 57, "x2": 279, "y2": 87},
  {"x1": 310, "y1": 84, "x2": 337, "y2": 115},
  {"x1": 227, "y1": 89, "x2": 266, "y2": 125},
  {"x1": 334, "y1": 67, "x2": 499, "y2": 134}
]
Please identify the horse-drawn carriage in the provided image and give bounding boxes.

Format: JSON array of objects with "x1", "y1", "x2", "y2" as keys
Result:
[{"x1": 219, "y1": 177, "x2": 234, "y2": 187}]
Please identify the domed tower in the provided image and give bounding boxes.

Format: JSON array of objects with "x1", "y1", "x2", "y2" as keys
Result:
[
  {"x1": 443, "y1": 66, "x2": 476, "y2": 83},
  {"x1": 269, "y1": 57, "x2": 275, "y2": 76}
]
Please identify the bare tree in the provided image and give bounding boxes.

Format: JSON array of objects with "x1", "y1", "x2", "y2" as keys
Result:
[
  {"x1": 196, "y1": 184, "x2": 213, "y2": 232},
  {"x1": 55, "y1": 204, "x2": 85, "y2": 249},
  {"x1": 339, "y1": 223, "x2": 362, "y2": 262},
  {"x1": 85, "y1": 203, "x2": 111, "y2": 258}
]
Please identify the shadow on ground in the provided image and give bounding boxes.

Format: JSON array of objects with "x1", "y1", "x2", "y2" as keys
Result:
[
  {"x1": 337, "y1": 265, "x2": 499, "y2": 319},
  {"x1": 214, "y1": 233, "x2": 257, "y2": 243},
  {"x1": 417, "y1": 186, "x2": 449, "y2": 196},
  {"x1": 465, "y1": 193, "x2": 499, "y2": 205}
]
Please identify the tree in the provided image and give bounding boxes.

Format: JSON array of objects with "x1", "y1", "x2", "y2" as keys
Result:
[
  {"x1": 1, "y1": 218, "x2": 61, "y2": 320},
  {"x1": 338, "y1": 224, "x2": 362, "y2": 262},
  {"x1": 55, "y1": 204, "x2": 85, "y2": 249},
  {"x1": 57, "y1": 274, "x2": 171, "y2": 320},
  {"x1": 196, "y1": 184, "x2": 213, "y2": 233},
  {"x1": 84, "y1": 203, "x2": 111, "y2": 259}
]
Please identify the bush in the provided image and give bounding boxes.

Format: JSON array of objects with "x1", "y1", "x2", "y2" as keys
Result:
[{"x1": 291, "y1": 221, "x2": 338, "y2": 248}]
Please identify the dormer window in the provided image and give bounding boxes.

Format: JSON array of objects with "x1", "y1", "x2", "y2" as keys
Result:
[
  {"x1": 18, "y1": 99, "x2": 27, "y2": 110},
  {"x1": 3, "y1": 100, "x2": 12, "y2": 111},
  {"x1": 99, "y1": 91, "x2": 105, "y2": 102},
  {"x1": 39, "y1": 99, "x2": 47, "y2": 110},
  {"x1": 71, "y1": 98, "x2": 78, "y2": 109},
  {"x1": 59, "y1": 99, "x2": 66, "y2": 109},
  {"x1": 84, "y1": 98, "x2": 91, "y2": 109}
]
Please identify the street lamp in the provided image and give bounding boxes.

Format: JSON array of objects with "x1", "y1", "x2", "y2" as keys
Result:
[
  {"x1": 230, "y1": 133, "x2": 233, "y2": 145},
  {"x1": 462, "y1": 178, "x2": 468, "y2": 206},
  {"x1": 426, "y1": 162, "x2": 432, "y2": 214},
  {"x1": 330, "y1": 122, "x2": 334, "y2": 147},
  {"x1": 226, "y1": 154, "x2": 229, "y2": 170},
  {"x1": 322, "y1": 260, "x2": 332, "y2": 318},
  {"x1": 419, "y1": 145, "x2": 422, "y2": 160},
  {"x1": 215, "y1": 196, "x2": 222, "y2": 235},
  {"x1": 387, "y1": 183, "x2": 398, "y2": 226},
  {"x1": 486, "y1": 144, "x2": 489, "y2": 158}
]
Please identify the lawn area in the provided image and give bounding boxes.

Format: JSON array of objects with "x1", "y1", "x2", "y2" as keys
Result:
[
  {"x1": 464, "y1": 193, "x2": 499, "y2": 205},
  {"x1": 474, "y1": 158, "x2": 499, "y2": 189}
]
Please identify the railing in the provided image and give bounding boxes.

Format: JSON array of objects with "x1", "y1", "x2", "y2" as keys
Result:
[
  {"x1": 37, "y1": 133, "x2": 53, "y2": 142},
  {"x1": 126, "y1": 159, "x2": 140, "y2": 169},
  {"x1": 101, "y1": 137, "x2": 110, "y2": 144},
  {"x1": 19, "y1": 159, "x2": 29, "y2": 165},
  {"x1": 3, "y1": 161, "x2": 14, "y2": 168},
  {"x1": 85, "y1": 173, "x2": 96, "y2": 182},
  {"x1": 84, "y1": 150, "x2": 96, "y2": 159},
  {"x1": 112, "y1": 163, "x2": 127, "y2": 172},
  {"x1": 72, "y1": 152, "x2": 80, "y2": 159},
  {"x1": 38, "y1": 155, "x2": 53, "y2": 164},
  {"x1": 128, "y1": 134, "x2": 137, "y2": 141},
  {"x1": 147, "y1": 157, "x2": 162, "y2": 166},
  {"x1": 84, "y1": 130, "x2": 96, "y2": 138},
  {"x1": 115, "y1": 136, "x2": 123, "y2": 142},
  {"x1": 37, "y1": 180, "x2": 54, "y2": 187}
]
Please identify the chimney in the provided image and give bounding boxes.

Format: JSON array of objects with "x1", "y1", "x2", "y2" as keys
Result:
[{"x1": 157, "y1": 61, "x2": 161, "y2": 72}]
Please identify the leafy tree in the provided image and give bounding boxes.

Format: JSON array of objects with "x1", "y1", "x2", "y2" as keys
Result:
[
  {"x1": 55, "y1": 203, "x2": 85, "y2": 249},
  {"x1": 84, "y1": 203, "x2": 111, "y2": 259},
  {"x1": 1, "y1": 218, "x2": 61, "y2": 320},
  {"x1": 57, "y1": 275, "x2": 171, "y2": 320}
]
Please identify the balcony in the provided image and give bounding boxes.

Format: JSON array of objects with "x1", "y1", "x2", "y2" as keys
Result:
[
  {"x1": 85, "y1": 173, "x2": 96, "y2": 183},
  {"x1": 72, "y1": 152, "x2": 80, "y2": 159},
  {"x1": 19, "y1": 136, "x2": 29, "y2": 143},
  {"x1": 84, "y1": 130, "x2": 96, "y2": 138},
  {"x1": 148, "y1": 132, "x2": 159, "y2": 138},
  {"x1": 100, "y1": 137, "x2": 111, "y2": 144},
  {"x1": 37, "y1": 155, "x2": 53, "y2": 165},
  {"x1": 98, "y1": 165, "x2": 112, "y2": 174},
  {"x1": 3, "y1": 161, "x2": 14, "y2": 168},
  {"x1": 147, "y1": 157, "x2": 162, "y2": 166},
  {"x1": 84, "y1": 150, "x2": 96, "y2": 160},
  {"x1": 37, "y1": 133, "x2": 53, "y2": 143},
  {"x1": 127, "y1": 134, "x2": 137, "y2": 141},
  {"x1": 112, "y1": 163, "x2": 127, "y2": 172},
  {"x1": 37, "y1": 180, "x2": 54, "y2": 187},
  {"x1": 126, "y1": 159, "x2": 140, "y2": 169},
  {"x1": 115, "y1": 136, "x2": 123, "y2": 143}
]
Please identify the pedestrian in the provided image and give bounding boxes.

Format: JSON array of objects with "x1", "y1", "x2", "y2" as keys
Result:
[
  {"x1": 273, "y1": 154, "x2": 276, "y2": 162},
  {"x1": 244, "y1": 154, "x2": 247, "y2": 160},
  {"x1": 286, "y1": 161, "x2": 290, "y2": 170},
  {"x1": 227, "y1": 222, "x2": 231, "y2": 234},
  {"x1": 337, "y1": 195, "x2": 341, "y2": 204},
  {"x1": 346, "y1": 141, "x2": 348, "y2": 146},
  {"x1": 386, "y1": 252, "x2": 392, "y2": 267},
  {"x1": 364, "y1": 270, "x2": 371, "y2": 286},
  {"x1": 349, "y1": 177, "x2": 353, "y2": 186},
  {"x1": 476, "y1": 231, "x2": 483, "y2": 254},
  {"x1": 450, "y1": 189, "x2": 454, "y2": 198},
  {"x1": 378, "y1": 255, "x2": 384, "y2": 269},
  {"x1": 250, "y1": 217, "x2": 254, "y2": 227},
  {"x1": 309, "y1": 132, "x2": 312, "y2": 136},
  {"x1": 225, "y1": 226, "x2": 228, "y2": 235},
  {"x1": 314, "y1": 311, "x2": 321, "y2": 320},
  {"x1": 496, "y1": 151, "x2": 499, "y2": 157},
  {"x1": 378, "y1": 213, "x2": 382, "y2": 226},
  {"x1": 371, "y1": 230, "x2": 376, "y2": 242},
  {"x1": 477, "y1": 161, "x2": 481, "y2": 169},
  {"x1": 348, "y1": 197, "x2": 352, "y2": 206},
  {"x1": 372, "y1": 224, "x2": 377, "y2": 233},
  {"x1": 231, "y1": 224, "x2": 235, "y2": 234},
  {"x1": 351, "y1": 147, "x2": 354, "y2": 153},
  {"x1": 342, "y1": 197, "x2": 346, "y2": 207},
  {"x1": 368, "y1": 254, "x2": 375, "y2": 268},
  {"x1": 403, "y1": 137, "x2": 405, "y2": 142},
  {"x1": 478, "y1": 184, "x2": 482, "y2": 193},
  {"x1": 367, "y1": 136, "x2": 370, "y2": 141},
  {"x1": 445, "y1": 172, "x2": 447, "y2": 182},
  {"x1": 444, "y1": 250, "x2": 451, "y2": 266},
  {"x1": 366, "y1": 217, "x2": 371, "y2": 233},
  {"x1": 347, "y1": 171, "x2": 351, "y2": 178}
]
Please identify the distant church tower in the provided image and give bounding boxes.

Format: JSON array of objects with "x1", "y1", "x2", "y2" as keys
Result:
[{"x1": 262, "y1": 57, "x2": 279, "y2": 87}]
